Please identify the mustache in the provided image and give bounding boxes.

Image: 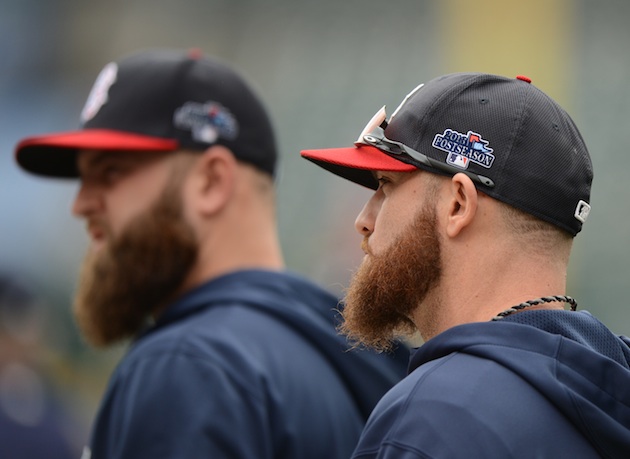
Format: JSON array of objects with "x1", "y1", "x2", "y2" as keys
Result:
[
  {"x1": 86, "y1": 217, "x2": 107, "y2": 230},
  {"x1": 86, "y1": 218, "x2": 112, "y2": 239},
  {"x1": 361, "y1": 237, "x2": 374, "y2": 256}
]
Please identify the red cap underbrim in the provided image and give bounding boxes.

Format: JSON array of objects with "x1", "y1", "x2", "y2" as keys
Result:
[
  {"x1": 15, "y1": 129, "x2": 180, "y2": 178},
  {"x1": 300, "y1": 144, "x2": 416, "y2": 189}
]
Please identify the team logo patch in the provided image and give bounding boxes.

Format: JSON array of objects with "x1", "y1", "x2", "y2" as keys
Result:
[
  {"x1": 173, "y1": 101, "x2": 238, "y2": 144},
  {"x1": 432, "y1": 129, "x2": 495, "y2": 170},
  {"x1": 81, "y1": 62, "x2": 117, "y2": 123}
]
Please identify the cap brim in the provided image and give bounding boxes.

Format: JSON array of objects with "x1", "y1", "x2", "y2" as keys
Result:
[
  {"x1": 15, "y1": 129, "x2": 180, "y2": 178},
  {"x1": 301, "y1": 144, "x2": 416, "y2": 189}
]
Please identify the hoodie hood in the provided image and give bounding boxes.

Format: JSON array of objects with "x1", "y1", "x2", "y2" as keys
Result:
[{"x1": 409, "y1": 310, "x2": 630, "y2": 456}]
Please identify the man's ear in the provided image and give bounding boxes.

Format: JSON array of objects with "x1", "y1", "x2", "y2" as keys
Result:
[
  {"x1": 445, "y1": 173, "x2": 478, "y2": 238},
  {"x1": 191, "y1": 145, "x2": 237, "y2": 216}
]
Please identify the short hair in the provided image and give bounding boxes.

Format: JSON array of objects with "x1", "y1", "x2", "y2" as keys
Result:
[{"x1": 497, "y1": 200, "x2": 573, "y2": 260}]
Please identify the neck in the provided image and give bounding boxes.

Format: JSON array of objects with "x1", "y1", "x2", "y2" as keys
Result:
[
  {"x1": 412, "y1": 242, "x2": 568, "y2": 341},
  {"x1": 187, "y1": 222, "x2": 284, "y2": 291},
  {"x1": 180, "y1": 187, "x2": 285, "y2": 294}
]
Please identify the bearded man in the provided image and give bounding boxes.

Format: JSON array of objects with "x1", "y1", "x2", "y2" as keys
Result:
[
  {"x1": 302, "y1": 73, "x2": 630, "y2": 458},
  {"x1": 14, "y1": 48, "x2": 407, "y2": 459}
]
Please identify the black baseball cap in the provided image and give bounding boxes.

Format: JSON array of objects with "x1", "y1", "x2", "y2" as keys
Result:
[
  {"x1": 15, "y1": 48, "x2": 277, "y2": 177},
  {"x1": 302, "y1": 73, "x2": 593, "y2": 236}
]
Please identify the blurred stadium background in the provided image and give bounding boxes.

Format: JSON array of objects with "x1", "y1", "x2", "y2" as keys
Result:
[{"x1": 1, "y1": 0, "x2": 629, "y2": 453}]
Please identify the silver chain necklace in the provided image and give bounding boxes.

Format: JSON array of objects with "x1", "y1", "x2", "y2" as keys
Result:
[{"x1": 491, "y1": 295, "x2": 577, "y2": 321}]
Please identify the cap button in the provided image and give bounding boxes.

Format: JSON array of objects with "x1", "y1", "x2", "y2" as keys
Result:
[
  {"x1": 188, "y1": 48, "x2": 203, "y2": 59},
  {"x1": 516, "y1": 75, "x2": 532, "y2": 83}
]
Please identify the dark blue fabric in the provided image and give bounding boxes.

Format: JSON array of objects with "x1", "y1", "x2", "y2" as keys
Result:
[
  {"x1": 84, "y1": 270, "x2": 408, "y2": 459},
  {"x1": 0, "y1": 389, "x2": 78, "y2": 459},
  {"x1": 352, "y1": 310, "x2": 630, "y2": 458}
]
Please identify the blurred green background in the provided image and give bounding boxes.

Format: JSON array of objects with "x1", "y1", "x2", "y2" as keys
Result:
[{"x1": 1, "y1": 0, "x2": 629, "y2": 452}]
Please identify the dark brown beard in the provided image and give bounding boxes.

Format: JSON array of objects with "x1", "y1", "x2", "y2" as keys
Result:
[
  {"x1": 339, "y1": 204, "x2": 441, "y2": 352},
  {"x1": 73, "y1": 185, "x2": 197, "y2": 348}
]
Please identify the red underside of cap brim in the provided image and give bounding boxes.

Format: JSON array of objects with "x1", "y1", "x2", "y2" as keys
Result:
[
  {"x1": 15, "y1": 129, "x2": 180, "y2": 178},
  {"x1": 301, "y1": 144, "x2": 416, "y2": 189}
]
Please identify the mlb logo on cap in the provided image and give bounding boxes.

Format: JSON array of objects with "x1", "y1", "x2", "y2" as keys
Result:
[{"x1": 446, "y1": 153, "x2": 469, "y2": 169}]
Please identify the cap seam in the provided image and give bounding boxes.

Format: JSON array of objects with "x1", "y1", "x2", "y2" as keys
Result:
[{"x1": 416, "y1": 74, "x2": 482, "y2": 148}]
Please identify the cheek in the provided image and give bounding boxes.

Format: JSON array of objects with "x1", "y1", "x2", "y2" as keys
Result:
[
  {"x1": 370, "y1": 211, "x2": 402, "y2": 254},
  {"x1": 105, "y1": 185, "x2": 163, "y2": 236},
  {"x1": 105, "y1": 198, "x2": 142, "y2": 238},
  {"x1": 372, "y1": 200, "x2": 422, "y2": 253}
]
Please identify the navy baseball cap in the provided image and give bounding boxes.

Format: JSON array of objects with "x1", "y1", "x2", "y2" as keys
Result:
[
  {"x1": 302, "y1": 73, "x2": 593, "y2": 236},
  {"x1": 15, "y1": 48, "x2": 277, "y2": 177}
]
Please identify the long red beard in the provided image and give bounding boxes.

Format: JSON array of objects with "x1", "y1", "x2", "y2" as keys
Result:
[
  {"x1": 339, "y1": 204, "x2": 441, "y2": 352},
  {"x1": 73, "y1": 189, "x2": 197, "y2": 348}
]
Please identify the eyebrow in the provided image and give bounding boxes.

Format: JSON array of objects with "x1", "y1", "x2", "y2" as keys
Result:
[
  {"x1": 372, "y1": 170, "x2": 409, "y2": 181},
  {"x1": 80, "y1": 151, "x2": 151, "y2": 172}
]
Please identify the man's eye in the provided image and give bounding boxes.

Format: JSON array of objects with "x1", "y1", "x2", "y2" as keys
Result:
[
  {"x1": 377, "y1": 177, "x2": 390, "y2": 188},
  {"x1": 102, "y1": 166, "x2": 123, "y2": 183}
]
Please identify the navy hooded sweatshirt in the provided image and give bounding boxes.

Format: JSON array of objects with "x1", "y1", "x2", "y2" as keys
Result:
[
  {"x1": 352, "y1": 310, "x2": 630, "y2": 458},
  {"x1": 82, "y1": 270, "x2": 408, "y2": 459}
]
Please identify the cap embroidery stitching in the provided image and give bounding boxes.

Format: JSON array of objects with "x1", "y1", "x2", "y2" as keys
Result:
[
  {"x1": 432, "y1": 129, "x2": 495, "y2": 170},
  {"x1": 390, "y1": 83, "x2": 424, "y2": 121},
  {"x1": 173, "y1": 101, "x2": 239, "y2": 143},
  {"x1": 80, "y1": 62, "x2": 118, "y2": 123},
  {"x1": 574, "y1": 200, "x2": 591, "y2": 223}
]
